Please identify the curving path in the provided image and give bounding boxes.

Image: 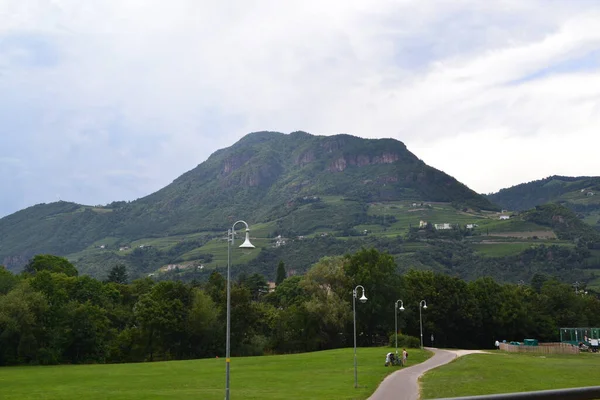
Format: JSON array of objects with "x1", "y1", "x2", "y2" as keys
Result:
[{"x1": 368, "y1": 348, "x2": 487, "y2": 400}]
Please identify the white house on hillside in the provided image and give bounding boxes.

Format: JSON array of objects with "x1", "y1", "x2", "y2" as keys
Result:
[
  {"x1": 499, "y1": 215, "x2": 510, "y2": 220},
  {"x1": 434, "y1": 223, "x2": 453, "y2": 230}
]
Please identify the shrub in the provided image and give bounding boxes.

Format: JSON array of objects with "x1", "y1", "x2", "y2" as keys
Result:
[{"x1": 388, "y1": 333, "x2": 420, "y2": 349}]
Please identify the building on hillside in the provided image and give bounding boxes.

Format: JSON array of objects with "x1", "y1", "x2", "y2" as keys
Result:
[
  {"x1": 274, "y1": 235, "x2": 286, "y2": 247},
  {"x1": 165, "y1": 264, "x2": 183, "y2": 271},
  {"x1": 499, "y1": 215, "x2": 510, "y2": 220},
  {"x1": 587, "y1": 191, "x2": 595, "y2": 197},
  {"x1": 419, "y1": 220, "x2": 428, "y2": 228},
  {"x1": 466, "y1": 223, "x2": 478, "y2": 229},
  {"x1": 434, "y1": 223, "x2": 452, "y2": 230}
]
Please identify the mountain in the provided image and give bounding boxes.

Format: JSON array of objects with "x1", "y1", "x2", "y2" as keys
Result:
[
  {"x1": 0, "y1": 131, "x2": 497, "y2": 276},
  {"x1": 487, "y1": 175, "x2": 600, "y2": 232}
]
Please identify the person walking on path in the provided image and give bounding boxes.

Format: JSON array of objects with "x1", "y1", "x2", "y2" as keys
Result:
[{"x1": 402, "y1": 348, "x2": 408, "y2": 366}]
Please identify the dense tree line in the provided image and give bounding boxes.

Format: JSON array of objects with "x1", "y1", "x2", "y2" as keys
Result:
[{"x1": 1, "y1": 250, "x2": 600, "y2": 366}]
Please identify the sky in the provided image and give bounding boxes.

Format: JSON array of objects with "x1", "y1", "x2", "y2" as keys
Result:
[{"x1": 1, "y1": 0, "x2": 599, "y2": 218}]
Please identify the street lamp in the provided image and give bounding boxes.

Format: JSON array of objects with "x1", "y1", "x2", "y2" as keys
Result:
[
  {"x1": 353, "y1": 285, "x2": 367, "y2": 388},
  {"x1": 225, "y1": 221, "x2": 255, "y2": 400},
  {"x1": 394, "y1": 300, "x2": 405, "y2": 358},
  {"x1": 419, "y1": 300, "x2": 427, "y2": 349}
]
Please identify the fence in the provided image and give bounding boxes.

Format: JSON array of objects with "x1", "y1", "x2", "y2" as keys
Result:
[{"x1": 499, "y1": 342, "x2": 579, "y2": 354}]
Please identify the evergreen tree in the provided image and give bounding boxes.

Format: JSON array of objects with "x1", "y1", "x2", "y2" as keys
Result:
[
  {"x1": 106, "y1": 264, "x2": 129, "y2": 284},
  {"x1": 276, "y1": 260, "x2": 286, "y2": 286}
]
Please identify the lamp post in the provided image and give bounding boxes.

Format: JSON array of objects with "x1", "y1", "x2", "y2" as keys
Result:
[
  {"x1": 394, "y1": 300, "x2": 405, "y2": 358},
  {"x1": 353, "y1": 285, "x2": 367, "y2": 388},
  {"x1": 419, "y1": 300, "x2": 427, "y2": 349},
  {"x1": 225, "y1": 221, "x2": 255, "y2": 400}
]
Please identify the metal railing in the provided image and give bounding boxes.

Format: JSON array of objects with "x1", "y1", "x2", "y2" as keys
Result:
[{"x1": 433, "y1": 386, "x2": 600, "y2": 400}]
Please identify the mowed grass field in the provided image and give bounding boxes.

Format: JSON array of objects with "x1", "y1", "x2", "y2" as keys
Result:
[
  {"x1": 421, "y1": 351, "x2": 600, "y2": 399},
  {"x1": 0, "y1": 347, "x2": 430, "y2": 400}
]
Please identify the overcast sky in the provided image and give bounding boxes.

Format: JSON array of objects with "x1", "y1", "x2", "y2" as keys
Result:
[{"x1": 1, "y1": 0, "x2": 599, "y2": 218}]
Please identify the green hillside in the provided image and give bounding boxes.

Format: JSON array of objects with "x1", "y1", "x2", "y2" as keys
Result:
[
  {"x1": 0, "y1": 131, "x2": 497, "y2": 276},
  {"x1": 487, "y1": 176, "x2": 600, "y2": 233},
  {"x1": 2, "y1": 133, "x2": 599, "y2": 288}
]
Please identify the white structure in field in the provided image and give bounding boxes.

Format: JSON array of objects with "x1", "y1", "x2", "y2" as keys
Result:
[{"x1": 434, "y1": 223, "x2": 452, "y2": 230}]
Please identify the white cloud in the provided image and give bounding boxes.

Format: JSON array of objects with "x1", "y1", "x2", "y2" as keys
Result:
[{"x1": 0, "y1": 0, "x2": 599, "y2": 216}]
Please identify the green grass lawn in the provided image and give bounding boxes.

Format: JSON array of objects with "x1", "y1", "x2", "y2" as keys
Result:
[
  {"x1": 0, "y1": 347, "x2": 431, "y2": 400},
  {"x1": 421, "y1": 352, "x2": 600, "y2": 399}
]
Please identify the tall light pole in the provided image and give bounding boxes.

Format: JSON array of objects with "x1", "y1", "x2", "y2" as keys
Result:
[
  {"x1": 353, "y1": 285, "x2": 367, "y2": 388},
  {"x1": 394, "y1": 300, "x2": 405, "y2": 358},
  {"x1": 225, "y1": 221, "x2": 255, "y2": 400},
  {"x1": 419, "y1": 300, "x2": 427, "y2": 349}
]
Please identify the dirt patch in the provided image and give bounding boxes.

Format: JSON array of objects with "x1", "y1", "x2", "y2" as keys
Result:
[{"x1": 449, "y1": 350, "x2": 491, "y2": 357}]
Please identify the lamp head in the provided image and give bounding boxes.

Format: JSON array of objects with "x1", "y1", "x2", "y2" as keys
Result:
[
  {"x1": 423, "y1": 304, "x2": 427, "y2": 309},
  {"x1": 359, "y1": 293, "x2": 368, "y2": 303},
  {"x1": 399, "y1": 305, "x2": 405, "y2": 311},
  {"x1": 239, "y1": 229, "x2": 255, "y2": 249}
]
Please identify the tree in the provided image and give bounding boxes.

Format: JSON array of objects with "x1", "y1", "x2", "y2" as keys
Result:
[
  {"x1": 266, "y1": 275, "x2": 308, "y2": 308},
  {"x1": 0, "y1": 282, "x2": 48, "y2": 365},
  {"x1": 0, "y1": 266, "x2": 18, "y2": 295},
  {"x1": 300, "y1": 256, "x2": 352, "y2": 349},
  {"x1": 62, "y1": 301, "x2": 111, "y2": 363},
  {"x1": 530, "y1": 273, "x2": 548, "y2": 293},
  {"x1": 187, "y1": 289, "x2": 221, "y2": 357},
  {"x1": 344, "y1": 248, "x2": 400, "y2": 345},
  {"x1": 106, "y1": 264, "x2": 129, "y2": 284},
  {"x1": 133, "y1": 281, "x2": 193, "y2": 360},
  {"x1": 204, "y1": 271, "x2": 226, "y2": 304},
  {"x1": 24, "y1": 255, "x2": 78, "y2": 277},
  {"x1": 239, "y1": 273, "x2": 269, "y2": 300},
  {"x1": 275, "y1": 260, "x2": 286, "y2": 286}
]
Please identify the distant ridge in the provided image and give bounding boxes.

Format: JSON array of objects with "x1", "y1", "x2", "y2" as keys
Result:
[{"x1": 488, "y1": 175, "x2": 600, "y2": 211}]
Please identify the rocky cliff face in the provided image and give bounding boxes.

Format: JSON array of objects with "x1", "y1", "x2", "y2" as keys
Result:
[
  {"x1": 222, "y1": 152, "x2": 253, "y2": 175},
  {"x1": 328, "y1": 152, "x2": 400, "y2": 172}
]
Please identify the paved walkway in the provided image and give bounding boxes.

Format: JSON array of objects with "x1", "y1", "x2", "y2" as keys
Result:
[{"x1": 367, "y1": 348, "x2": 478, "y2": 400}]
